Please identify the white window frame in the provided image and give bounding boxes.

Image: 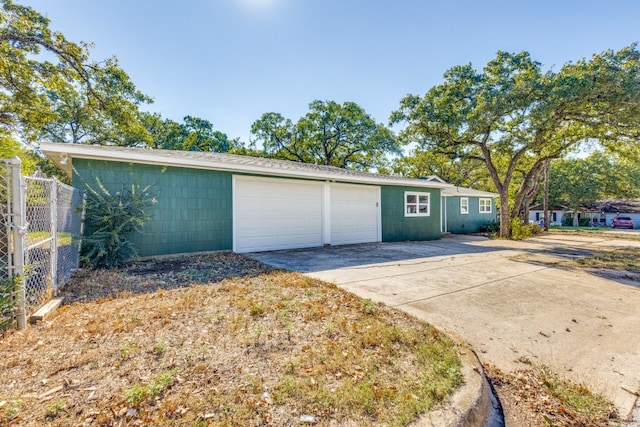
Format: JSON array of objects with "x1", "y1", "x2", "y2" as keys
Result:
[
  {"x1": 479, "y1": 198, "x2": 492, "y2": 214},
  {"x1": 460, "y1": 197, "x2": 469, "y2": 215},
  {"x1": 404, "y1": 191, "x2": 430, "y2": 217}
]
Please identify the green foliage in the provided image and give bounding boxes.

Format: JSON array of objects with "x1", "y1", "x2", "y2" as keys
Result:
[
  {"x1": 359, "y1": 298, "x2": 377, "y2": 315},
  {"x1": 44, "y1": 400, "x2": 65, "y2": 418},
  {"x1": 388, "y1": 147, "x2": 494, "y2": 189},
  {"x1": 80, "y1": 178, "x2": 156, "y2": 268},
  {"x1": 392, "y1": 45, "x2": 640, "y2": 238},
  {"x1": 510, "y1": 218, "x2": 541, "y2": 240},
  {"x1": 478, "y1": 221, "x2": 500, "y2": 234},
  {"x1": 0, "y1": 275, "x2": 18, "y2": 330},
  {"x1": 548, "y1": 152, "x2": 640, "y2": 210},
  {"x1": 0, "y1": 0, "x2": 151, "y2": 143},
  {"x1": 251, "y1": 100, "x2": 399, "y2": 170},
  {"x1": 122, "y1": 369, "x2": 178, "y2": 407},
  {"x1": 140, "y1": 113, "x2": 233, "y2": 152}
]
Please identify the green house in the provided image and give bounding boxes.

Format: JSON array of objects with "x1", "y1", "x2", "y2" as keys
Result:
[
  {"x1": 441, "y1": 186, "x2": 497, "y2": 234},
  {"x1": 42, "y1": 143, "x2": 497, "y2": 256}
]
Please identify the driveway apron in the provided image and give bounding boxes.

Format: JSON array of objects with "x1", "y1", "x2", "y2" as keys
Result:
[{"x1": 248, "y1": 234, "x2": 640, "y2": 419}]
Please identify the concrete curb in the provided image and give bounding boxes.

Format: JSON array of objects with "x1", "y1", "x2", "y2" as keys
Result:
[{"x1": 413, "y1": 347, "x2": 502, "y2": 426}]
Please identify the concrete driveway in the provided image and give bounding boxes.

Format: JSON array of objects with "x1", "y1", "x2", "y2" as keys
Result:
[{"x1": 249, "y1": 233, "x2": 640, "y2": 419}]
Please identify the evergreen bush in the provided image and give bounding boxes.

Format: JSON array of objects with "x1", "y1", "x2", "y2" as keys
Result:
[{"x1": 80, "y1": 179, "x2": 156, "y2": 268}]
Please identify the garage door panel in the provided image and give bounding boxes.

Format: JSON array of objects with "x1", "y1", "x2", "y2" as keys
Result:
[
  {"x1": 234, "y1": 177, "x2": 323, "y2": 252},
  {"x1": 331, "y1": 185, "x2": 379, "y2": 245}
]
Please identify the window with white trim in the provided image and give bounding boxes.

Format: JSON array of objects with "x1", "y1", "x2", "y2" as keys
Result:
[
  {"x1": 479, "y1": 198, "x2": 492, "y2": 213},
  {"x1": 460, "y1": 197, "x2": 469, "y2": 214},
  {"x1": 405, "y1": 192, "x2": 430, "y2": 216}
]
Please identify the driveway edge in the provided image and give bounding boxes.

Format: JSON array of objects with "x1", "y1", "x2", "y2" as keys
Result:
[{"x1": 413, "y1": 346, "x2": 502, "y2": 426}]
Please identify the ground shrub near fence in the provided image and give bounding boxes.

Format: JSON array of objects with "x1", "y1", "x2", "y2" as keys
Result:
[{"x1": 0, "y1": 276, "x2": 17, "y2": 330}]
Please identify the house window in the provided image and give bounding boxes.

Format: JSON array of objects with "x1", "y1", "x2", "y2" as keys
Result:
[
  {"x1": 460, "y1": 197, "x2": 469, "y2": 214},
  {"x1": 479, "y1": 198, "x2": 492, "y2": 213},
  {"x1": 405, "y1": 192, "x2": 430, "y2": 217}
]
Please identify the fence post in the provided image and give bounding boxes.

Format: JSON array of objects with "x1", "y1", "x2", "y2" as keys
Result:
[
  {"x1": 50, "y1": 179, "x2": 58, "y2": 291},
  {"x1": 9, "y1": 157, "x2": 26, "y2": 329}
]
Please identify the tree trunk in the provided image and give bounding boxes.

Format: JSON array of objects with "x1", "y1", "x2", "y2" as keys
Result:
[
  {"x1": 573, "y1": 211, "x2": 579, "y2": 227},
  {"x1": 523, "y1": 195, "x2": 530, "y2": 223},
  {"x1": 499, "y1": 192, "x2": 511, "y2": 238}
]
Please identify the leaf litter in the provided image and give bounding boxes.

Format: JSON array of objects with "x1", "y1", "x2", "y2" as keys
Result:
[{"x1": 0, "y1": 252, "x2": 463, "y2": 426}]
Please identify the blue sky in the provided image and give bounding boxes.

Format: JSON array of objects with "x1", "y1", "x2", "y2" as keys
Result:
[{"x1": 24, "y1": 0, "x2": 640, "y2": 143}]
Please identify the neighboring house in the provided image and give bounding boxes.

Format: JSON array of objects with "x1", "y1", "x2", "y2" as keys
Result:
[
  {"x1": 528, "y1": 204, "x2": 567, "y2": 226},
  {"x1": 528, "y1": 199, "x2": 640, "y2": 228},
  {"x1": 441, "y1": 186, "x2": 498, "y2": 233},
  {"x1": 588, "y1": 199, "x2": 640, "y2": 228},
  {"x1": 41, "y1": 143, "x2": 498, "y2": 255}
]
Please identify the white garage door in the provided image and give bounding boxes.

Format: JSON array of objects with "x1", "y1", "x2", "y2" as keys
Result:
[
  {"x1": 330, "y1": 184, "x2": 380, "y2": 245},
  {"x1": 234, "y1": 176, "x2": 323, "y2": 252}
]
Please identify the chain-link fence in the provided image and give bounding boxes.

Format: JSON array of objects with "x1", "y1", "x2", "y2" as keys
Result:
[{"x1": 1, "y1": 157, "x2": 84, "y2": 329}]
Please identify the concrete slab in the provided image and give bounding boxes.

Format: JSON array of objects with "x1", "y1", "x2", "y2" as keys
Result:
[{"x1": 248, "y1": 234, "x2": 640, "y2": 420}]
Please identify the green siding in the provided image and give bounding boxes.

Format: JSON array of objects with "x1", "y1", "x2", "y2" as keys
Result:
[
  {"x1": 445, "y1": 196, "x2": 495, "y2": 234},
  {"x1": 381, "y1": 186, "x2": 441, "y2": 241},
  {"x1": 73, "y1": 160, "x2": 233, "y2": 256}
]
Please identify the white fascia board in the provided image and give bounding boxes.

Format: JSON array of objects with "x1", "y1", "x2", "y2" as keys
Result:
[
  {"x1": 441, "y1": 187, "x2": 498, "y2": 198},
  {"x1": 40, "y1": 142, "x2": 451, "y2": 189}
]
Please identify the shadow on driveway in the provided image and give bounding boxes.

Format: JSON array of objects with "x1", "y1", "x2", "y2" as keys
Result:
[{"x1": 247, "y1": 234, "x2": 503, "y2": 272}]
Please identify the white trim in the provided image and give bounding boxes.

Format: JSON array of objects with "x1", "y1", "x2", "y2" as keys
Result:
[
  {"x1": 442, "y1": 185, "x2": 498, "y2": 198},
  {"x1": 479, "y1": 198, "x2": 492, "y2": 214},
  {"x1": 460, "y1": 197, "x2": 469, "y2": 215},
  {"x1": 441, "y1": 196, "x2": 448, "y2": 233},
  {"x1": 40, "y1": 142, "x2": 452, "y2": 189},
  {"x1": 404, "y1": 191, "x2": 430, "y2": 217},
  {"x1": 322, "y1": 182, "x2": 331, "y2": 245},
  {"x1": 232, "y1": 175, "x2": 238, "y2": 253}
]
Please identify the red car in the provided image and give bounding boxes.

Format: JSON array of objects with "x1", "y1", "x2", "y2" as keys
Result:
[{"x1": 612, "y1": 217, "x2": 634, "y2": 229}]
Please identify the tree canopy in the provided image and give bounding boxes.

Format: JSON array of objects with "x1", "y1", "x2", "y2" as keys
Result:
[
  {"x1": 391, "y1": 46, "x2": 640, "y2": 237},
  {"x1": 386, "y1": 148, "x2": 493, "y2": 189},
  {"x1": 251, "y1": 100, "x2": 399, "y2": 170},
  {"x1": 1, "y1": 0, "x2": 151, "y2": 144},
  {"x1": 139, "y1": 113, "x2": 234, "y2": 152},
  {"x1": 548, "y1": 152, "x2": 640, "y2": 225}
]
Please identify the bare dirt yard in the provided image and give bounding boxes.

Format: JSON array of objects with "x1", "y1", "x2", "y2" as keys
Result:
[{"x1": 0, "y1": 253, "x2": 464, "y2": 426}]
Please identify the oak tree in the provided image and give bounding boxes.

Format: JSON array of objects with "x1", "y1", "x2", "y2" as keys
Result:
[
  {"x1": 392, "y1": 46, "x2": 640, "y2": 237},
  {"x1": 251, "y1": 100, "x2": 399, "y2": 170}
]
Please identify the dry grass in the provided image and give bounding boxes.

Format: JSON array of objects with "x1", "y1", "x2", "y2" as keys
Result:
[
  {"x1": 571, "y1": 247, "x2": 640, "y2": 274},
  {"x1": 0, "y1": 253, "x2": 462, "y2": 426},
  {"x1": 485, "y1": 363, "x2": 617, "y2": 427}
]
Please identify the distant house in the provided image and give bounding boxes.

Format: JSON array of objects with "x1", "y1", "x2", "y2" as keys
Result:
[
  {"x1": 586, "y1": 199, "x2": 640, "y2": 228},
  {"x1": 527, "y1": 204, "x2": 566, "y2": 226},
  {"x1": 41, "y1": 143, "x2": 499, "y2": 256},
  {"x1": 528, "y1": 199, "x2": 640, "y2": 228}
]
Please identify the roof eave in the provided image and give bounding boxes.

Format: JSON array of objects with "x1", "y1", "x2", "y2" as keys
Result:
[{"x1": 40, "y1": 143, "x2": 452, "y2": 189}]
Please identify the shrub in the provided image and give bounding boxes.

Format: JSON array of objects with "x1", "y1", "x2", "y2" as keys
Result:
[
  {"x1": 80, "y1": 179, "x2": 156, "y2": 268},
  {"x1": 578, "y1": 217, "x2": 591, "y2": 227},
  {"x1": 478, "y1": 221, "x2": 500, "y2": 233},
  {"x1": 510, "y1": 218, "x2": 542, "y2": 240},
  {"x1": 0, "y1": 275, "x2": 18, "y2": 330}
]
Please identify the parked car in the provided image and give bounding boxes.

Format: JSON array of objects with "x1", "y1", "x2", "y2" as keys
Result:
[{"x1": 612, "y1": 216, "x2": 634, "y2": 229}]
